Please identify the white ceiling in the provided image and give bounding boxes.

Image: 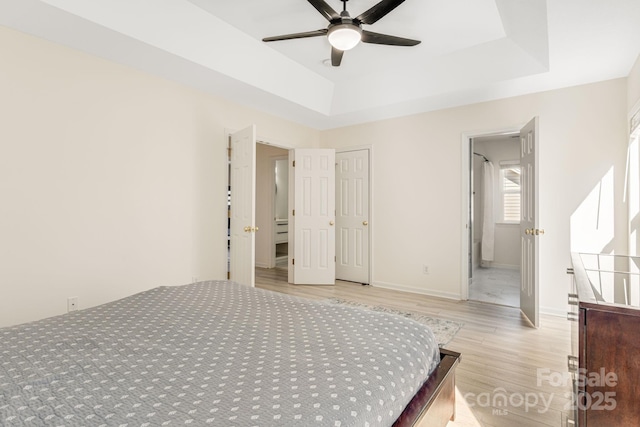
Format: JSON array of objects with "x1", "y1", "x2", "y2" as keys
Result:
[{"x1": 1, "y1": 0, "x2": 639, "y2": 129}]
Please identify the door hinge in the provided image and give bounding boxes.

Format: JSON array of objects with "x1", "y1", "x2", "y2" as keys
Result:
[
  {"x1": 292, "y1": 209, "x2": 295, "y2": 216},
  {"x1": 227, "y1": 271, "x2": 231, "y2": 280},
  {"x1": 293, "y1": 160, "x2": 296, "y2": 167},
  {"x1": 227, "y1": 136, "x2": 232, "y2": 159},
  {"x1": 334, "y1": 256, "x2": 336, "y2": 262},
  {"x1": 292, "y1": 258, "x2": 295, "y2": 265}
]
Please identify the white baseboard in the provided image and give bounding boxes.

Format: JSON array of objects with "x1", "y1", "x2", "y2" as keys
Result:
[
  {"x1": 255, "y1": 262, "x2": 271, "y2": 269},
  {"x1": 373, "y1": 280, "x2": 461, "y2": 300},
  {"x1": 540, "y1": 306, "x2": 567, "y2": 318}
]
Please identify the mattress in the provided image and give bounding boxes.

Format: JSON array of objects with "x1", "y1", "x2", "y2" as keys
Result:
[{"x1": 0, "y1": 281, "x2": 440, "y2": 426}]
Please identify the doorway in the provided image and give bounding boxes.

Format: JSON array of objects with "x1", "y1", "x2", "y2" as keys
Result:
[
  {"x1": 469, "y1": 133, "x2": 521, "y2": 307},
  {"x1": 255, "y1": 143, "x2": 290, "y2": 270},
  {"x1": 461, "y1": 118, "x2": 540, "y2": 327}
]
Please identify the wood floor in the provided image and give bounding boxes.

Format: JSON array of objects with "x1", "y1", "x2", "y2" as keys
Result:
[{"x1": 255, "y1": 267, "x2": 571, "y2": 427}]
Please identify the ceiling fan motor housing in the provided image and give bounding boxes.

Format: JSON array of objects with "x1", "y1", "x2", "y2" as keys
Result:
[{"x1": 327, "y1": 16, "x2": 363, "y2": 51}]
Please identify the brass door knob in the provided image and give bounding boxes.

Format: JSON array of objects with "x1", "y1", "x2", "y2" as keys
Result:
[
  {"x1": 329, "y1": 220, "x2": 335, "y2": 226},
  {"x1": 244, "y1": 226, "x2": 251, "y2": 233},
  {"x1": 363, "y1": 221, "x2": 369, "y2": 226},
  {"x1": 525, "y1": 228, "x2": 545, "y2": 236}
]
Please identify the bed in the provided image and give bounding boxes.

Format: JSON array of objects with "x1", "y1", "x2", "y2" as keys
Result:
[{"x1": 0, "y1": 281, "x2": 459, "y2": 426}]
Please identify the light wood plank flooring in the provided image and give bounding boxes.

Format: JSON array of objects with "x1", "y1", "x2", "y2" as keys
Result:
[{"x1": 256, "y1": 267, "x2": 571, "y2": 427}]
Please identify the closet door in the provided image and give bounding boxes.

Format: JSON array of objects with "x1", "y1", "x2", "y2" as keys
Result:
[
  {"x1": 290, "y1": 149, "x2": 335, "y2": 285},
  {"x1": 336, "y1": 149, "x2": 370, "y2": 284}
]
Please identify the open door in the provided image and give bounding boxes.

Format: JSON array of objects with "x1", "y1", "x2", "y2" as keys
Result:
[
  {"x1": 289, "y1": 149, "x2": 336, "y2": 285},
  {"x1": 520, "y1": 117, "x2": 540, "y2": 327},
  {"x1": 229, "y1": 125, "x2": 256, "y2": 287}
]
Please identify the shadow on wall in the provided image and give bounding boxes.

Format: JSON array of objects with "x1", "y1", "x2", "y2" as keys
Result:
[
  {"x1": 571, "y1": 129, "x2": 638, "y2": 268},
  {"x1": 570, "y1": 166, "x2": 616, "y2": 254}
]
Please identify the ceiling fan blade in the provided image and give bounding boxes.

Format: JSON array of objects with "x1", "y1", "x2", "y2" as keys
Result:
[
  {"x1": 263, "y1": 29, "x2": 327, "y2": 42},
  {"x1": 355, "y1": 0, "x2": 407, "y2": 25},
  {"x1": 307, "y1": 0, "x2": 340, "y2": 21},
  {"x1": 331, "y1": 47, "x2": 344, "y2": 66},
  {"x1": 361, "y1": 30, "x2": 420, "y2": 46}
]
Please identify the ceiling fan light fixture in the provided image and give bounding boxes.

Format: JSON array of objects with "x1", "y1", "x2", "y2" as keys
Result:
[{"x1": 327, "y1": 24, "x2": 362, "y2": 51}]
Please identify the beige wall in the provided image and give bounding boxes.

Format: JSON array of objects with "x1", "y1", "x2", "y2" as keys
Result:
[
  {"x1": 320, "y1": 79, "x2": 629, "y2": 315},
  {"x1": 0, "y1": 26, "x2": 318, "y2": 327},
  {"x1": 1, "y1": 24, "x2": 634, "y2": 326}
]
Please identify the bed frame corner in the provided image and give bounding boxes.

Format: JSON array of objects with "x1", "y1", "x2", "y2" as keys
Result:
[{"x1": 393, "y1": 348, "x2": 461, "y2": 427}]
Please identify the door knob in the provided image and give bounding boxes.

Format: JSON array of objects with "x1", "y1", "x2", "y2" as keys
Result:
[
  {"x1": 525, "y1": 228, "x2": 545, "y2": 236},
  {"x1": 363, "y1": 221, "x2": 368, "y2": 226},
  {"x1": 329, "y1": 220, "x2": 335, "y2": 226},
  {"x1": 244, "y1": 226, "x2": 251, "y2": 232}
]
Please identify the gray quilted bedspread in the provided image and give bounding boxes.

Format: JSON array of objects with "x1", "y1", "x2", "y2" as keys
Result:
[{"x1": 0, "y1": 281, "x2": 439, "y2": 426}]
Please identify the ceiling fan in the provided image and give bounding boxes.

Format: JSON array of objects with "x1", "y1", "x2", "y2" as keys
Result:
[{"x1": 262, "y1": 0, "x2": 420, "y2": 67}]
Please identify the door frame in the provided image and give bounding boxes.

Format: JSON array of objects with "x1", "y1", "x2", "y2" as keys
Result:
[
  {"x1": 335, "y1": 145, "x2": 373, "y2": 285},
  {"x1": 460, "y1": 126, "x2": 523, "y2": 300}
]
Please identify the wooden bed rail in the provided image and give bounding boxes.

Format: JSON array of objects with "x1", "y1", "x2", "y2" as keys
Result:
[{"x1": 393, "y1": 348, "x2": 462, "y2": 427}]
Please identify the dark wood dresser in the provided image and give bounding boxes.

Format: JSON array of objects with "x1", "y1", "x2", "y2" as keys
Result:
[{"x1": 568, "y1": 253, "x2": 640, "y2": 426}]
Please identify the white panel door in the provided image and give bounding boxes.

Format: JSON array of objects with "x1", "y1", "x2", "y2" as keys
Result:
[
  {"x1": 520, "y1": 117, "x2": 539, "y2": 327},
  {"x1": 229, "y1": 125, "x2": 256, "y2": 287},
  {"x1": 291, "y1": 149, "x2": 336, "y2": 285},
  {"x1": 336, "y1": 149, "x2": 370, "y2": 284}
]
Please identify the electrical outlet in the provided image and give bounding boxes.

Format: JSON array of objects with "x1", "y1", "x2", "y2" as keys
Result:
[
  {"x1": 67, "y1": 297, "x2": 78, "y2": 312},
  {"x1": 423, "y1": 265, "x2": 430, "y2": 275}
]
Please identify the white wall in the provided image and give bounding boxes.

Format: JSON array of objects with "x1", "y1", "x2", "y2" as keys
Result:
[
  {"x1": 473, "y1": 138, "x2": 521, "y2": 269},
  {"x1": 0, "y1": 26, "x2": 318, "y2": 327},
  {"x1": 320, "y1": 79, "x2": 629, "y2": 314},
  {"x1": 628, "y1": 54, "x2": 640, "y2": 114},
  {"x1": 1, "y1": 25, "x2": 634, "y2": 326}
]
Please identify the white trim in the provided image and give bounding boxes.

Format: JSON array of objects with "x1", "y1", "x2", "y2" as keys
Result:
[
  {"x1": 335, "y1": 145, "x2": 373, "y2": 285},
  {"x1": 373, "y1": 280, "x2": 461, "y2": 300},
  {"x1": 460, "y1": 126, "x2": 523, "y2": 301}
]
